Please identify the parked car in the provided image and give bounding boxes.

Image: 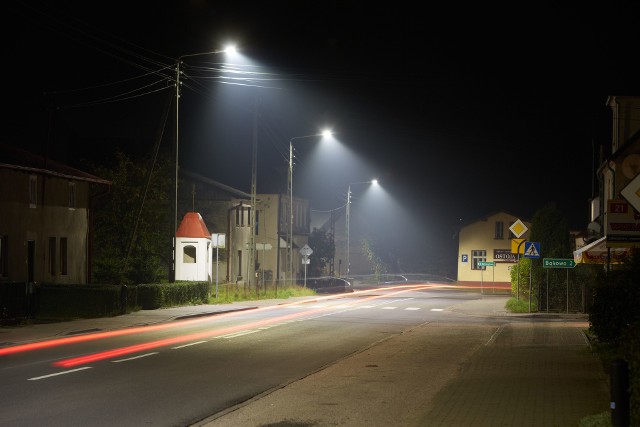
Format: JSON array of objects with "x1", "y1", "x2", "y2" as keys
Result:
[{"x1": 307, "y1": 277, "x2": 353, "y2": 294}]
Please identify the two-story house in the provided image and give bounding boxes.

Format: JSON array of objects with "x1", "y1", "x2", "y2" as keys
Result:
[{"x1": 0, "y1": 143, "x2": 110, "y2": 285}]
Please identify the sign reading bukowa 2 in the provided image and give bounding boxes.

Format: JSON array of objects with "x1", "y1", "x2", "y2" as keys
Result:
[{"x1": 543, "y1": 258, "x2": 576, "y2": 268}]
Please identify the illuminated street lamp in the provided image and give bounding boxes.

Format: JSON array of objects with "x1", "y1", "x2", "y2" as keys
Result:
[
  {"x1": 346, "y1": 179, "x2": 378, "y2": 276},
  {"x1": 172, "y1": 45, "x2": 236, "y2": 281},
  {"x1": 287, "y1": 130, "x2": 332, "y2": 285}
]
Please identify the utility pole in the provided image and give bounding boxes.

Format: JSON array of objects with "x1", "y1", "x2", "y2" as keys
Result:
[{"x1": 249, "y1": 96, "x2": 258, "y2": 292}]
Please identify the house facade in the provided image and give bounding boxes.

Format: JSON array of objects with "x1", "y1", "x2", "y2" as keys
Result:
[
  {"x1": 573, "y1": 96, "x2": 640, "y2": 266},
  {"x1": 0, "y1": 144, "x2": 110, "y2": 285},
  {"x1": 457, "y1": 212, "x2": 531, "y2": 292}
]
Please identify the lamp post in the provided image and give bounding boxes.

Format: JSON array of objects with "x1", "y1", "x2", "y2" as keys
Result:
[
  {"x1": 287, "y1": 130, "x2": 332, "y2": 285},
  {"x1": 172, "y1": 46, "x2": 235, "y2": 282},
  {"x1": 346, "y1": 179, "x2": 378, "y2": 277}
]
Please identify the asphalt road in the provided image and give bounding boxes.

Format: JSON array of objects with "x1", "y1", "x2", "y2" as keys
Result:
[{"x1": 0, "y1": 285, "x2": 522, "y2": 426}]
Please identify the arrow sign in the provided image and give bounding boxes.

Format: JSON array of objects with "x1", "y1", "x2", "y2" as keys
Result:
[{"x1": 543, "y1": 258, "x2": 576, "y2": 269}]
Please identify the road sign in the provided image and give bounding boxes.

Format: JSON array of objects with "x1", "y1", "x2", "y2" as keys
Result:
[
  {"x1": 523, "y1": 242, "x2": 541, "y2": 259},
  {"x1": 509, "y1": 219, "x2": 528, "y2": 238},
  {"x1": 478, "y1": 261, "x2": 495, "y2": 267},
  {"x1": 511, "y1": 238, "x2": 526, "y2": 254},
  {"x1": 299, "y1": 244, "x2": 313, "y2": 257},
  {"x1": 543, "y1": 258, "x2": 576, "y2": 268},
  {"x1": 621, "y1": 172, "x2": 640, "y2": 213}
]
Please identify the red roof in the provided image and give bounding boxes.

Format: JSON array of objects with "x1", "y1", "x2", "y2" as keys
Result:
[{"x1": 176, "y1": 212, "x2": 211, "y2": 238}]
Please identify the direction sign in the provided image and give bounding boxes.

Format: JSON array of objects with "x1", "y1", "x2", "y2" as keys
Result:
[
  {"x1": 478, "y1": 261, "x2": 495, "y2": 267},
  {"x1": 299, "y1": 244, "x2": 313, "y2": 257},
  {"x1": 543, "y1": 258, "x2": 576, "y2": 269},
  {"x1": 523, "y1": 242, "x2": 541, "y2": 259}
]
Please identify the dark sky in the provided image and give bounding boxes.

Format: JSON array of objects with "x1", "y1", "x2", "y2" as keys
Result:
[{"x1": 5, "y1": 1, "x2": 638, "y2": 275}]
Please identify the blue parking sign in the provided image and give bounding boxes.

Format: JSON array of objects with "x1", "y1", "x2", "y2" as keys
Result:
[{"x1": 461, "y1": 254, "x2": 468, "y2": 263}]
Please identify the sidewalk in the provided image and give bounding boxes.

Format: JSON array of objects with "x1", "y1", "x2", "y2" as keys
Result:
[{"x1": 1, "y1": 295, "x2": 609, "y2": 427}]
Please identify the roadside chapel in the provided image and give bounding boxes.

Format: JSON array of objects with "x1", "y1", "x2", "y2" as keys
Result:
[{"x1": 175, "y1": 212, "x2": 212, "y2": 282}]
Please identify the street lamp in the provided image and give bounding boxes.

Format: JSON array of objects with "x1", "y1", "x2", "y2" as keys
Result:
[
  {"x1": 346, "y1": 179, "x2": 378, "y2": 277},
  {"x1": 172, "y1": 45, "x2": 236, "y2": 282},
  {"x1": 287, "y1": 130, "x2": 332, "y2": 285}
]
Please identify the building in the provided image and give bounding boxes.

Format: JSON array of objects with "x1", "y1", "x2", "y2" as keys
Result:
[
  {"x1": 457, "y1": 212, "x2": 531, "y2": 292},
  {"x1": 179, "y1": 171, "x2": 311, "y2": 287},
  {"x1": 0, "y1": 143, "x2": 111, "y2": 285},
  {"x1": 573, "y1": 96, "x2": 640, "y2": 266}
]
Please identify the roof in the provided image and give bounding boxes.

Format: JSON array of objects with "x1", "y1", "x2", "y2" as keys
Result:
[
  {"x1": 180, "y1": 169, "x2": 252, "y2": 199},
  {"x1": 176, "y1": 212, "x2": 211, "y2": 238},
  {"x1": 0, "y1": 143, "x2": 110, "y2": 185}
]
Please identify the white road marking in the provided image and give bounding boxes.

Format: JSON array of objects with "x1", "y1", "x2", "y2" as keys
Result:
[
  {"x1": 112, "y1": 352, "x2": 158, "y2": 363},
  {"x1": 405, "y1": 307, "x2": 420, "y2": 310},
  {"x1": 172, "y1": 341, "x2": 207, "y2": 349},
  {"x1": 28, "y1": 367, "x2": 92, "y2": 381},
  {"x1": 431, "y1": 308, "x2": 444, "y2": 312}
]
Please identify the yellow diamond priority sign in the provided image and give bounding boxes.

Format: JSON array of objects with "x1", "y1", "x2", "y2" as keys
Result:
[{"x1": 509, "y1": 219, "x2": 528, "y2": 238}]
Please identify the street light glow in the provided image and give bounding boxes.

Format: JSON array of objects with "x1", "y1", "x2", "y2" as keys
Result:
[
  {"x1": 288, "y1": 129, "x2": 332, "y2": 285},
  {"x1": 345, "y1": 179, "x2": 379, "y2": 276}
]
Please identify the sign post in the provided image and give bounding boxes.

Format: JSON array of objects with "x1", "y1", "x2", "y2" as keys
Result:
[
  {"x1": 478, "y1": 261, "x2": 495, "y2": 294},
  {"x1": 543, "y1": 258, "x2": 576, "y2": 313},
  {"x1": 212, "y1": 233, "x2": 225, "y2": 299},
  {"x1": 299, "y1": 244, "x2": 313, "y2": 288},
  {"x1": 510, "y1": 219, "x2": 529, "y2": 301}
]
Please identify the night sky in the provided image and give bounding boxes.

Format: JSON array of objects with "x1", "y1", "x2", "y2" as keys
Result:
[{"x1": 5, "y1": 1, "x2": 638, "y2": 276}]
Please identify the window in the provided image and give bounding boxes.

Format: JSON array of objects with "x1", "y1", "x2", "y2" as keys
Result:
[
  {"x1": 235, "y1": 205, "x2": 251, "y2": 227},
  {"x1": 68, "y1": 182, "x2": 76, "y2": 209},
  {"x1": 59, "y1": 238, "x2": 68, "y2": 276},
  {"x1": 49, "y1": 237, "x2": 57, "y2": 275},
  {"x1": 183, "y1": 245, "x2": 196, "y2": 263},
  {"x1": 494, "y1": 221, "x2": 504, "y2": 239},
  {"x1": 0, "y1": 235, "x2": 7, "y2": 277},
  {"x1": 471, "y1": 250, "x2": 487, "y2": 270},
  {"x1": 29, "y1": 175, "x2": 37, "y2": 208},
  {"x1": 237, "y1": 250, "x2": 242, "y2": 276}
]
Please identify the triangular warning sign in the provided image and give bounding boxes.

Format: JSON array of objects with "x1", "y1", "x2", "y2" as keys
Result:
[{"x1": 524, "y1": 243, "x2": 539, "y2": 257}]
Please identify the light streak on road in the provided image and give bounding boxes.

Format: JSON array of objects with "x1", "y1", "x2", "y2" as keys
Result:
[
  {"x1": 0, "y1": 283, "x2": 446, "y2": 358},
  {"x1": 52, "y1": 285, "x2": 439, "y2": 368}
]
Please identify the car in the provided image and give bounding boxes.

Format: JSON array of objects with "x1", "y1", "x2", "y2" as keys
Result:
[{"x1": 306, "y1": 277, "x2": 353, "y2": 294}]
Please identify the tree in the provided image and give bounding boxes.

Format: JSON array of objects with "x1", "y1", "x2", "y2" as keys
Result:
[
  {"x1": 308, "y1": 227, "x2": 335, "y2": 277},
  {"x1": 362, "y1": 237, "x2": 389, "y2": 279},
  {"x1": 528, "y1": 204, "x2": 571, "y2": 310},
  {"x1": 88, "y1": 148, "x2": 173, "y2": 285}
]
